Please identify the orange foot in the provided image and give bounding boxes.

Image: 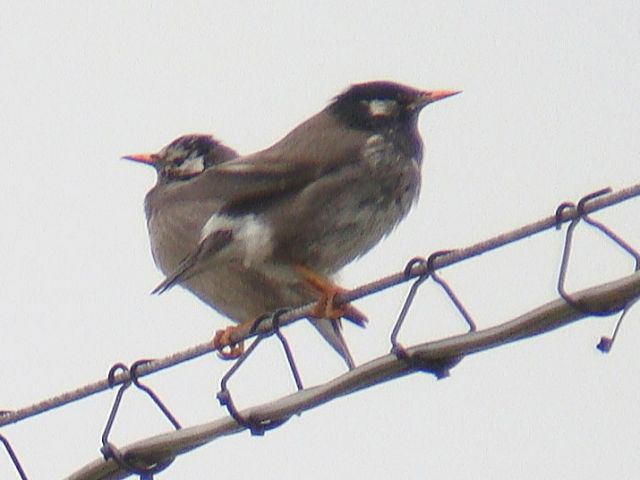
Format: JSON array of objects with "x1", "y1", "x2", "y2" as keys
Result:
[
  {"x1": 295, "y1": 265, "x2": 368, "y2": 327},
  {"x1": 213, "y1": 326, "x2": 245, "y2": 360}
]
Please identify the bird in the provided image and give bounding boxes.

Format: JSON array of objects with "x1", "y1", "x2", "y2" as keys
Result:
[
  {"x1": 124, "y1": 134, "x2": 364, "y2": 368},
  {"x1": 123, "y1": 133, "x2": 238, "y2": 285},
  {"x1": 144, "y1": 81, "x2": 460, "y2": 367}
]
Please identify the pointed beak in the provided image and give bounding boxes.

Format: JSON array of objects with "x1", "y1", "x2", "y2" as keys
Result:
[
  {"x1": 416, "y1": 89, "x2": 462, "y2": 107},
  {"x1": 122, "y1": 153, "x2": 156, "y2": 166}
]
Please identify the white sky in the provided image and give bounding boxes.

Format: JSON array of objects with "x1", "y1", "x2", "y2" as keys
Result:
[{"x1": 1, "y1": 1, "x2": 639, "y2": 478}]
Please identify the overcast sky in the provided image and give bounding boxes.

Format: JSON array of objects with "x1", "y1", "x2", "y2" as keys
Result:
[{"x1": 1, "y1": 2, "x2": 639, "y2": 478}]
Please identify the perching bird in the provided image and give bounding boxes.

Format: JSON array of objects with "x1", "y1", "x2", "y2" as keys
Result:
[
  {"x1": 124, "y1": 134, "x2": 363, "y2": 368},
  {"x1": 139, "y1": 81, "x2": 459, "y2": 367},
  {"x1": 123, "y1": 134, "x2": 238, "y2": 280}
]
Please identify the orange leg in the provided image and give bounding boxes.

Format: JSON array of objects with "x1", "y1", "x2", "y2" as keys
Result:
[
  {"x1": 213, "y1": 326, "x2": 245, "y2": 360},
  {"x1": 295, "y1": 265, "x2": 368, "y2": 326}
]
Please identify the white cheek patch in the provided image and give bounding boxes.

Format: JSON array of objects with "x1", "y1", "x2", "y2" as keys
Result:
[
  {"x1": 368, "y1": 99, "x2": 398, "y2": 117},
  {"x1": 175, "y1": 155, "x2": 205, "y2": 176}
]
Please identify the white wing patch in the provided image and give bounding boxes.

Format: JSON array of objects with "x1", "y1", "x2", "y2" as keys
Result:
[
  {"x1": 200, "y1": 214, "x2": 236, "y2": 241},
  {"x1": 200, "y1": 213, "x2": 273, "y2": 267},
  {"x1": 236, "y1": 214, "x2": 273, "y2": 267}
]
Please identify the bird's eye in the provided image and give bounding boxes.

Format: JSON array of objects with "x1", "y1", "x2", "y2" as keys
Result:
[{"x1": 173, "y1": 158, "x2": 185, "y2": 167}]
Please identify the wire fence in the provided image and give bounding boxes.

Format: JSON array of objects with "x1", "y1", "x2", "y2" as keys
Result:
[{"x1": 2, "y1": 184, "x2": 640, "y2": 479}]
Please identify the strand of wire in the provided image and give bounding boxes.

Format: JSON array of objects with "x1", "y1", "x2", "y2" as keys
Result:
[
  {"x1": 98, "y1": 361, "x2": 181, "y2": 478},
  {"x1": 554, "y1": 188, "x2": 640, "y2": 350},
  {"x1": 67, "y1": 267, "x2": 640, "y2": 480},
  {"x1": 5, "y1": 185, "x2": 639, "y2": 479},
  {"x1": 82, "y1": 186, "x2": 640, "y2": 470},
  {"x1": 2, "y1": 182, "x2": 639, "y2": 430},
  {"x1": 0, "y1": 434, "x2": 29, "y2": 480}
]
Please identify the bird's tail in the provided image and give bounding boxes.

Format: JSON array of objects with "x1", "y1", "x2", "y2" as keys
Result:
[{"x1": 310, "y1": 317, "x2": 357, "y2": 370}]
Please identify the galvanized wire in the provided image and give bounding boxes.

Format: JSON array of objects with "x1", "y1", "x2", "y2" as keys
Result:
[
  {"x1": 67, "y1": 270, "x2": 640, "y2": 479},
  {"x1": 1, "y1": 183, "x2": 639, "y2": 479}
]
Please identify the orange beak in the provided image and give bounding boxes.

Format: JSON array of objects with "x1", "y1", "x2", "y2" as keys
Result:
[
  {"x1": 417, "y1": 89, "x2": 462, "y2": 106},
  {"x1": 122, "y1": 153, "x2": 156, "y2": 165}
]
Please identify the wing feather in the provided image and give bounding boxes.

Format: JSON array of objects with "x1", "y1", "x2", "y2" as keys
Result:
[
  {"x1": 166, "y1": 110, "x2": 369, "y2": 206},
  {"x1": 152, "y1": 229, "x2": 233, "y2": 294}
]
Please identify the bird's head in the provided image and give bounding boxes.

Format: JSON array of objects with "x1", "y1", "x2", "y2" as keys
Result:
[
  {"x1": 328, "y1": 81, "x2": 460, "y2": 131},
  {"x1": 123, "y1": 134, "x2": 237, "y2": 183}
]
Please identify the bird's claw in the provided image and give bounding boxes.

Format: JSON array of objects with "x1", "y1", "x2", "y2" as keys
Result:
[
  {"x1": 213, "y1": 327, "x2": 245, "y2": 360},
  {"x1": 297, "y1": 265, "x2": 368, "y2": 327}
]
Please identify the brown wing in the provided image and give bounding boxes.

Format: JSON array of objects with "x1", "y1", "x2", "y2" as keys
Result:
[
  {"x1": 167, "y1": 109, "x2": 369, "y2": 210},
  {"x1": 152, "y1": 229, "x2": 234, "y2": 294},
  {"x1": 150, "y1": 109, "x2": 369, "y2": 290}
]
